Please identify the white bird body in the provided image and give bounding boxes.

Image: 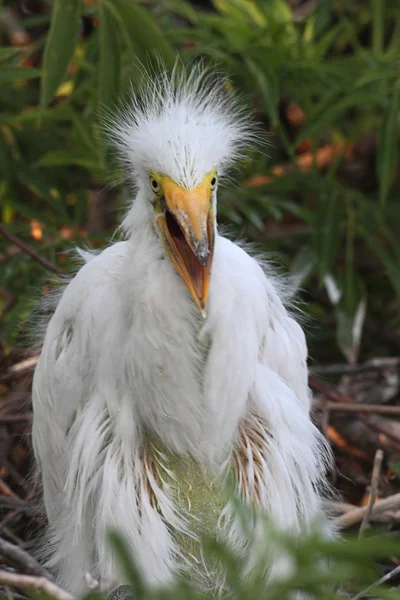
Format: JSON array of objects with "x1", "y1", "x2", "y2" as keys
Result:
[{"x1": 32, "y1": 66, "x2": 330, "y2": 595}]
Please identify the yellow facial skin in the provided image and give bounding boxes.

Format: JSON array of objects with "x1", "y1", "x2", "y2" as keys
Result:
[{"x1": 151, "y1": 170, "x2": 217, "y2": 316}]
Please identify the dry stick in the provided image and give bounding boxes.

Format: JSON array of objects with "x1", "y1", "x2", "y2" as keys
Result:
[
  {"x1": 334, "y1": 492, "x2": 400, "y2": 529},
  {"x1": 0, "y1": 538, "x2": 50, "y2": 578},
  {"x1": 352, "y1": 564, "x2": 400, "y2": 600},
  {"x1": 0, "y1": 356, "x2": 39, "y2": 383},
  {"x1": 0, "y1": 415, "x2": 33, "y2": 424},
  {"x1": 358, "y1": 449, "x2": 384, "y2": 538},
  {"x1": 0, "y1": 225, "x2": 64, "y2": 276},
  {"x1": 0, "y1": 570, "x2": 73, "y2": 600},
  {"x1": 311, "y1": 357, "x2": 400, "y2": 376},
  {"x1": 0, "y1": 508, "x2": 24, "y2": 533},
  {"x1": 310, "y1": 377, "x2": 400, "y2": 453},
  {"x1": 314, "y1": 401, "x2": 400, "y2": 415},
  {"x1": 0, "y1": 479, "x2": 23, "y2": 504},
  {"x1": 324, "y1": 500, "x2": 400, "y2": 524}
]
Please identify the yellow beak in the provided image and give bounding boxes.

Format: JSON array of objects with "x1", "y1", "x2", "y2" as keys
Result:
[{"x1": 156, "y1": 177, "x2": 215, "y2": 316}]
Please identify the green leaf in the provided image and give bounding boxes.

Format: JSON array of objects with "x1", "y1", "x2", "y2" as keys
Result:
[
  {"x1": 389, "y1": 461, "x2": 400, "y2": 480},
  {"x1": 359, "y1": 225, "x2": 400, "y2": 297},
  {"x1": 98, "y1": 3, "x2": 120, "y2": 111},
  {"x1": 336, "y1": 267, "x2": 367, "y2": 364},
  {"x1": 297, "y1": 89, "x2": 378, "y2": 143},
  {"x1": 16, "y1": 165, "x2": 71, "y2": 220},
  {"x1": 245, "y1": 58, "x2": 279, "y2": 127},
  {"x1": 377, "y1": 87, "x2": 400, "y2": 206},
  {"x1": 313, "y1": 192, "x2": 341, "y2": 279},
  {"x1": 213, "y1": 0, "x2": 266, "y2": 26},
  {"x1": 0, "y1": 47, "x2": 28, "y2": 60},
  {"x1": 371, "y1": 0, "x2": 385, "y2": 56},
  {"x1": 0, "y1": 67, "x2": 41, "y2": 81},
  {"x1": 40, "y1": 0, "x2": 82, "y2": 107},
  {"x1": 107, "y1": 531, "x2": 145, "y2": 598},
  {"x1": 104, "y1": 0, "x2": 175, "y2": 69},
  {"x1": 36, "y1": 150, "x2": 101, "y2": 171},
  {"x1": 290, "y1": 246, "x2": 316, "y2": 292},
  {"x1": 312, "y1": 23, "x2": 343, "y2": 60}
]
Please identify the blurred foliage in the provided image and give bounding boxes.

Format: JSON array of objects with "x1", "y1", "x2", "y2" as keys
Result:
[
  {"x1": 0, "y1": 0, "x2": 399, "y2": 365},
  {"x1": 100, "y1": 522, "x2": 400, "y2": 599}
]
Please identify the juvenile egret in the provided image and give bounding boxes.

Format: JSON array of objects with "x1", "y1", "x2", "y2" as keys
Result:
[{"x1": 32, "y1": 65, "x2": 330, "y2": 595}]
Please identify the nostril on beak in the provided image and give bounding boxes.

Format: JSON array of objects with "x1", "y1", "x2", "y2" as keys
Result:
[{"x1": 196, "y1": 242, "x2": 209, "y2": 267}]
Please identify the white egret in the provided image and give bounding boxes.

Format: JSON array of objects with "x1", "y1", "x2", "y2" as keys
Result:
[{"x1": 32, "y1": 65, "x2": 330, "y2": 596}]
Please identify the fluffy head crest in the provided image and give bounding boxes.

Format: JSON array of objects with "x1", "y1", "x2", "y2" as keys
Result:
[{"x1": 110, "y1": 63, "x2": 257, "y2": 189}]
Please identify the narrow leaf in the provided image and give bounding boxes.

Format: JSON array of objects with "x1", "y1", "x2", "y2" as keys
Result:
[
  {"x1": 371, "y1": 0, "x2": 385, "y2": 56},
  {"x1": 377, "y1": 87, "x2": 400, "y2": 206},
  {"x1": 0, "y1": 67, "x2": 41, "y2": 81},
  {"x1": 245, "y1": 59, "x2": 279, "y2": 127},
  {"x1": 107, "y1": 531, "x2": 145, "y2": 598},
  {"x1": 104, "y1": 0, "x2": 175, "y2": 69},
  {"x1": 37, "y1": 150, "x2": 100, "y2": 171},
  {"x1": 297, "y1": 89, "x2": 377, "y2": 143},
  {"x1": 98, "y1": 4, "x2": 120, "y2": 111},
  {"x1": 313, "y1": 192, "x2": 341, "y2": 279},
  {"x1": 290, "y1": 246, "x2": 316, "y2": 293},
  {"x1": 41, "y1": 0, "x2": 82, "y2": 107},
  {"x1": 359, "y1": 225, "x2": 400, "y2": 297},
  {"x1": 336, "y1": 266, "x2": 366, "y2": 364},
  {"x1": 0, "y1": 47, "x2": 28, "y2": 60}
]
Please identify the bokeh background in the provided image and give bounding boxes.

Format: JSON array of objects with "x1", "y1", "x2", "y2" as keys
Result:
[{"x1": 1, "y1": 0, "x2": 400, "y2": 594}]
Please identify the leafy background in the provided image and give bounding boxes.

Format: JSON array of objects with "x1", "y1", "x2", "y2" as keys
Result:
[
  {"x1": 1, "y1": 0, "x2": 400, "y2": 598},
  {"x1": 1, "y1": 0, "x2": 399, "y2": 366}
]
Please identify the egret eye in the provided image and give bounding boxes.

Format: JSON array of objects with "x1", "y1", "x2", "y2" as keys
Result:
[
  {"x1": 210, "y1": 174, "x2": 218, "y2": 190},
  {"x1": 150, "y1": 176, "x2": 161, "y2": 194}
]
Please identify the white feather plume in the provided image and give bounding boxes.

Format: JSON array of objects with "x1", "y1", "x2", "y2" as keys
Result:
[{"x1": 107, "y1": 61, "x2": 259, "y2": 188}]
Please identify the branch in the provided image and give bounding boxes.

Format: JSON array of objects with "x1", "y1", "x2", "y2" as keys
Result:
[
  {"x1": 352, "y1": 564, "x2": 400, "y2": 600},
  {"x1": 314, "y1": 401, "x2": 400, "y2": 416},
  {"x1": 0, "y1": 570, "x2": 73, "y2": 600},
  {"x1": 311, "y1": 357, "x2": 400, "y2": 375},
  {"x1": 358, "y1": 449, "x2": 383, "y2": 538},
  {"x1": 0, "y1": 225, "x2": 64, "y2": 276},
  {"x1": 0, "y1": 356, "x2": 39, "y2": 383},
  {"x1": 310, "y1": 376, "x2": 400, "y2": 453},
  {"x1": 334, "y1": 492, "x2": 400, "y2": 530},
  {"x1": 0, "y1": 538, "x2": 50, "y2": 578}
]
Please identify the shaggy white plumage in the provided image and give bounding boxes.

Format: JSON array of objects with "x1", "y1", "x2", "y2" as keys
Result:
[{"x1": 32, "y1": 64, "x2": 331, "y2": 596}]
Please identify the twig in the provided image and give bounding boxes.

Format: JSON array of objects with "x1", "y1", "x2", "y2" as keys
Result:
[
  {"x1": 0, "y1": 356, "x2": 39, "y2": 383},
  {"x1": 3, "y1": 460, "x2": 30, "y2": 494},
  {"x1": 358, "y1": 449, "x2": 384, "y2": 538},
  {"x1": 0, "y1": 479, "x2": 22, "y2": 504},
  {"x1": 2, "y1": 529, "x2": 26, "y2": 548},
  {"x1": 334, "y1": 492, "x2": 400, "y2": 529},
  {"x1": 0, "y1": 225, "x2": 63, "y2": 276},
  {"x1": 0, "y1": 508, "x2": 24, "y2": 533},
  {"x1": 0, "y1": 538, "x2": 50, "y2": 578},
  {"x1": 323, "y1": 501, "x2": 400, "y2": 524},
  {"x1": 0, "y1": 415, "x2": 32, "y2": 424},
  {"x1": 0, "y1": 289, "x2": 16, "y2": 325},
  {"x1": 310, "y1": 377, "x2": 400, "y2": 453},
  {"x1": 323, "y1": 500, "x2": 358, "y2": 514},
  {"x1": 311, "y1": 357, "x2": 400, "y2": 376},
  {"x1": 352, "y1": 564, "x2": 400, "y2": 600},
  {"x1": 0, "y1": 570, "x2": 73, "y2": 600},
  {"x1": 314, "y1": 401, "x2": 400, "y2": 415}
]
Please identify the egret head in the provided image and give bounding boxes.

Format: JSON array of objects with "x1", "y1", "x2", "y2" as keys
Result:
[{"x1": 111, "y1": 63, "x2": 256, "y2": 315}]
